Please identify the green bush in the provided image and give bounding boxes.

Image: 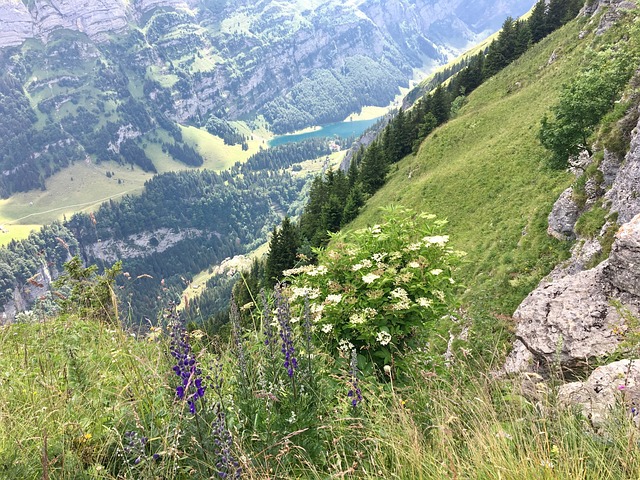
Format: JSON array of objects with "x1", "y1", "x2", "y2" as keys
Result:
[{"x1": 286, "y1": 206, "x2": 463, "y2": 370}]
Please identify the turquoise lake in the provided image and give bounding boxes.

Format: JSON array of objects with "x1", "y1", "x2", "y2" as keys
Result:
[{"x1": 269, "y1": 117, "x2": 382, "y2": 147}]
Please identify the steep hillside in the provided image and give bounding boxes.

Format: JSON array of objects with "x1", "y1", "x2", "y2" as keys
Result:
[
  {"x1": 6, "y1": 3, "x2": 640, "y2": 480},
  {"x1": 350, "y1": 17, "x2": 589, "y2": 314}
]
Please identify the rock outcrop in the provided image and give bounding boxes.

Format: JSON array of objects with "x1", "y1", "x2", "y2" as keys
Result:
[
  {"x1": 0, "y1": 0, "x2": 198, "y2": 47},
  {"x1": 87, "y1": 228, "x2": 208, "y2": 263},
  {"x1": 1, "y1": 263, "x2": 57, "y2": 323},
  {"x1": 511, "y1": 263, "x2": 621, "y2": 373},
  {"x1": 606, "y1": 123, "x2": 640, "y2": 224},
  {"x1": 581, "y1": 0, "x2": 638, "y2": 35},
  {"x1": 507, "y1": 91, "x2": 640, "y2": 375},
  {"x1": 0, "y1": 2, "x2": 33, "y2": 49},
  {"x1": 507, "y1": 215, "x2": 640, "y2": 375},
  {"x1": 547, "y1": 187, "x2": 580, "y2": 240},
  {"x1": 558, "y1": 359, "x2": 640, "y2": 430}
]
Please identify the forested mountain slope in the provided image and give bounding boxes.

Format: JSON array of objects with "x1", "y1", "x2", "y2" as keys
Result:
[{"x1": 0, "y1": 0, "x2": 533, "y2": 197}]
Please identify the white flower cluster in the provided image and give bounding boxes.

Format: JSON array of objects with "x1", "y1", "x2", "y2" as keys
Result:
[
  {"x1": 339, "y1": 338, "x2": 355, "y2": 352},
  {"x1": 291, "y1": 286, "x2": 321, "y2": 301},
  {"x1": 307, "y1": 265, "x2": 328, "y2": 276},
  {"x1": 376, "y1": 331, "x2": 392, "y2": 346},
  {"x1": 390, "y1": 287, "x2": 411, "y2": 310},
  {"x1": 325, "y1": 294, "x2": 343, "y2": 304},
  {"x1": 423, "y1": 235, "x2": 449, "y2": 246},
  {"x1": 282, "y1": 265, "x2": 316, "y2": 276},
  {"x1": 362, "y1": 273, "x2": 380, "y2": 284},
  {"x1": 417, "y1": 297, "x2": 433, "y2": 308},
  {"x1": 321, "y1": 323, "x2": 333, "y2": 333},
  {"x1": 349, "y1": 307, "x2": 378, "y2": 325},
  {"x1": 372, "y1": 252, "x2": 388, "y2": 262},
  {"x1": 429, "y1": 268, "x2": 443, "y2": 276}
]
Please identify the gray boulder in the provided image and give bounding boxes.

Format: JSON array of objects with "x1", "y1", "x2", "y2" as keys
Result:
[
  {"x1": 514, "y1": 264, "x2": 623, "y2": 373},
  {"x1": 547, "y1": 187, "x2": 580, "y2": 241},
  {"x1": 606, "y1": 214, "x2": 640, "y2": 297},
  {"x1": 558, "y1": 359, "x2": 640, "y2": 430},
  {"x1": 510, "y1": 214, "x2": 640, "y2": 374}
]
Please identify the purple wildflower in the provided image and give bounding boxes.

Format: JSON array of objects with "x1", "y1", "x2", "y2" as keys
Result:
[
  {"x1": 275, "y1": 285, "x2": 297, "y2": 378},
  {"x1": 230, "y1": 298, "x2": 248, "y2": 384},
  {"x1": 168, "y1": 304, "x2": 206, "y2": 414},
  {"x1": 123, "y1": 430, "x2": 149, "y2": 466},
  {"x1": 212, "y1": 408, "x2": 242, "y2": 479},
  {"x1": 348, "y1": 349, "x2": 363, "y2": 408}
]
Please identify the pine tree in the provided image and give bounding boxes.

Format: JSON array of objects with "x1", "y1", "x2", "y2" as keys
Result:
[
  {"x1": 359, "y1": 141, "x2": 388, "y2": 195},
  {"x1": 528, "y1": 0, "x2": 548, "y2": 43}
]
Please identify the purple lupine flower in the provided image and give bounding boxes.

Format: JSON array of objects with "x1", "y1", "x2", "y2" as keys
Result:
[
  {"x1": 348, "y1": 349, "x2": 363, "y2": 408},
  {"x1": 229, "y1": 298, "x2": 248, "y2": 383},
  {"x1": 168, "y1": 304, "x2": 206, "y2": 414},
  {"x1": 212, "y1": 409, "x2": 242, "y2": 479},
  {"x1": 275, "y1": 285, "x2": 297, "y2": 378},
  {"x1": 123, "y1": 430, "x2": 149, "y2": 466}
]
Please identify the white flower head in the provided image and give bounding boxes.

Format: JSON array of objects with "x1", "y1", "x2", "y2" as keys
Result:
[
  {"x1": 423, "y1": 235, "x2": 449, "y2": 246},
  {"x1": 372, "y1": 252, "x2": 388, "y2": 262},
  {"x1": 325, "y1": 294, "x2": 343, "y2": 304},
  {"x1": 338, "y1": 338, "x2": 355, "y2": 352},
  {"x1": 362, "y1": 273, "x2": 380, "y2": 284},
  {"x1": 351, "y1": 263, "x2": 364, "y2": 272},
  {"x1": 376, "y1": 331, "x2": 392, "y2": 346},
  {"x1": 406, "y1": 242, "x2": 422, "y2": 251},
  {"x1": 408, "y1": 261, "x2": 421, "y2": 268},
  {"x1": 430, "y1": 268, "x2": 443, "y2": 276},
  {"x1": 308, "y1": 265, "x2": 328, "y2": 276},
  {"x1": 321, "y1": 323, "x2": 334, "y2": 333},
  {"x1": 417, "y1": 297, "x2": 433, "y2": 308},
  {"x1": 370, "y1": 224, "x2": 382, "y2": 235}
]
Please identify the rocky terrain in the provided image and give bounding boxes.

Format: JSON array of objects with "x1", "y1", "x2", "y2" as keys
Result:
[{"x1": 502, "y1": 0, "x2": 640, "y2": 428}]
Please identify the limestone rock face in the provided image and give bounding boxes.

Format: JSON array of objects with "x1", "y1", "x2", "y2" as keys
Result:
[
  {"x1": 558, "y1": 360, "x2": 640, "y2": 430},
  {"x1": 29, "y1": 0, "x2": 129, "y2": 42},
  {"x1": 510, "y1": 214, "x2": 640, "y2": 374},
  {"x1": 547, "y1": 187, "x2": 580, "y2": 241},
  {"x1": 0, "y1": 2, "x2": 33, "y2": 48},
  {"x1": 581, "y1": 0, "x2": 637, "y2": 35},
  {"x1": 606, "y1": 216, "x2": 640, "y2": 297},
  {"x1": 513, "y1": 265, "x2": 624, "y2": 373},
  {"x1": 606, "y1": 109, "x2": 640, "y2": 224},
  {"x1": 1, "y1": 264, "x2": 57, "y2": 324}
]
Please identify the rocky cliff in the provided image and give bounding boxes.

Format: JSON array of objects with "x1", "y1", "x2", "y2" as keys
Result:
[
  {"x1": 505, "y1": 2, "x2": 640, "y2": 376},
  {"x1": 0, "y1": 0, "x2": 201, "y2": 48}
]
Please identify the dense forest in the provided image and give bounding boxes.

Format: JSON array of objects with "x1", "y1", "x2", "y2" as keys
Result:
[{"x1": 0, "y1": 135, "x2": 343, "y2": 322}]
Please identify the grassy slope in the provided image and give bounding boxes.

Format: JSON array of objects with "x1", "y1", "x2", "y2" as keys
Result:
[
  {"x1": 350, "y1": 19, "x2": 591, "y2": 314},
  {"x1": 0, "y1": 315, "x2": 169, "y2": 479}
]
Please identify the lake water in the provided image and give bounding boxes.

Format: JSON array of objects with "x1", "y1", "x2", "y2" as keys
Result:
[{"x1": 269, "y1": 117, "x2": 382, "y2": 147}]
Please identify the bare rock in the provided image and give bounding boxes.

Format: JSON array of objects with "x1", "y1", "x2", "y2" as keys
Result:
[
  {"x1": 606, "y1": 111, "x2": 640, "y2": 224},
  {"x1": 503, "y1": 339, "x2": 535, "y2": 374},
  {"x1": 0, "y1": 2, "x2": 33, "y2": 48},
  {"x1": 511, "y1": 213, "x2": 640, "y2": 375},
  {"x1": 569, "y1": 150, "x2": 592, "y2": 175},
  {"x1": 547, "y1": 238, "x2": 603, "y2": 281},
  {"x1": 514, "y1": 264, "x2": 624, "y2": 374},
  {"x1": 600, "y1": 148, "x2": 624, "y2": 188},
  {"x1": 558, "y1": 359, "x2": 640, "y2": 430},
  {"x1": 547, "y1": 187, "x2": 580, "y2": 241},
  {"x1": 582, "y1": 0, "x2": 637, "y2": 35},
  {"x1": 606, "y1": 215, "x2": 640, "y2": 297}
]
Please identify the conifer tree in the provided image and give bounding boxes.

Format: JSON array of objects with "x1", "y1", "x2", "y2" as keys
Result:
[{"x1": 528, "y1": 0, "x2": 548, "y2": 43}]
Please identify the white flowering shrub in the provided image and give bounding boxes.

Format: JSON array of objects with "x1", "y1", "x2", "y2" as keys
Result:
[{"x1": 286, "y1": 206, "x2": 463, "y2": 368}]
